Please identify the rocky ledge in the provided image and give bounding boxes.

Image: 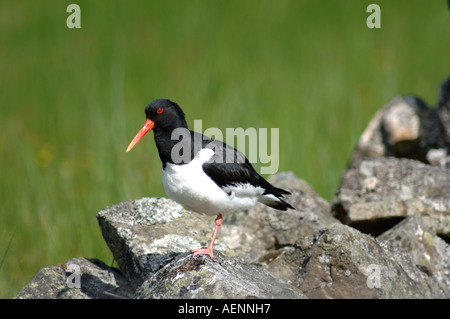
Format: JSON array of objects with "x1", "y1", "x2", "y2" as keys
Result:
[{"x1": 17, "y1": 77, "x2": 450, "y2": 299}]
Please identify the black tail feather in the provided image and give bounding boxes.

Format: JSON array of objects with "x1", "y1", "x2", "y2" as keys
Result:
[
  {"x1": 261, "y1": 184, "x2": 295, "y2": 211},
  {"x1": 274, "y1": 186, "x2": 291, "y2": 196},
  {"x1": 265, "y1": 197, "x2": 295, "y2": 211}
]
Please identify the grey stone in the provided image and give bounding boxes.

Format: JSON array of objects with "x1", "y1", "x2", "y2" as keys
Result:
[
  {"x1": 426, "y1": 148, "x2": 450, "y2": 168},
  {"x1": 223, "y1": 172, "x2": 339, "y2": 264},
  {"x1": 352, "y1": 95, "x2": 445, "y2": 165},
  {"x1": 335, "y1": 157, "x2": 450, "y2": 238},
  {"x1": 269, "y1": 223, "x2": 444, "y2": 298},
  {"x1": 378, "y1": 215, "x2": 449, "y2": 297},
  {"x1": 135, "y1": 252, "x2": 306, "y2": 299},
  {"x1": 96, "y1": 197, "x2": 231, "y2": 288},
  {"x1": 438, "y1": 77, "x2": 450, "y2": 150},
  {"x1": 16, "y1": 257, "x2": 134, "y2": 299},
  {"x1": 17, "y1": 169, "x2": 450, "y2": 299}
]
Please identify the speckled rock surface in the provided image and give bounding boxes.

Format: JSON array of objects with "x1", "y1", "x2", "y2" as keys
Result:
[
  {"x1": 135, "y1": 252, "x2": 306, "y2": 299},
  {"x1": 97, "y1": 197, "x2": 230, "y2": 288},
  {"x1": 223, "y1": 172, "x2": 339, "y2": 264},
  {"x1": 17, "y1": 171, "x2": 450, "y2": 299},
  {"x1": 378, "y1": 215, "x2": 450, "y2": 297},
  {"x1": 334, "y1": 157, "x2": 450, "y2": 237},
  {"x1": 264, "y1": 223, "x2": 447, "y2": 299},
  {"x1": 300, "y1": 223, "x2": 447, "y2": 298},
  {"x1": 16, "y1": 257, "x2": 134, "y2": 299}
]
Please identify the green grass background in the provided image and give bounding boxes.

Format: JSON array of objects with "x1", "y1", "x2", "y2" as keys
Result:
[{"x1": 1, "y1": 0, "x2": 449, "y2": 298}]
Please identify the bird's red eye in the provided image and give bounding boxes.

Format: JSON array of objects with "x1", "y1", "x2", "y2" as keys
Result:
[{"x1": 156, "y1": 108, "x2": 164, "y2": 114}]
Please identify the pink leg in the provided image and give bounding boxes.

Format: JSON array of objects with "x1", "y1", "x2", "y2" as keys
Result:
[{"x1": 192, "y1": 214, "x2": 223, "y2": 259}]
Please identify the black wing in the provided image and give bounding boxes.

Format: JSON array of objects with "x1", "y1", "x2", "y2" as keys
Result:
[{"x1": 199, "y1": 135, "x2": 294, "y2": 210}]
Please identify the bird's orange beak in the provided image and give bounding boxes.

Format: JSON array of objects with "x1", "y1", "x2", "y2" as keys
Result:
[{"x1": 126, "y1": 119, "x2": 154, "y2": 152}]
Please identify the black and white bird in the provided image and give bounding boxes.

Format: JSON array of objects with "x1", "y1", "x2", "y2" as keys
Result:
[{"x1": 126, "y1": 99, "x2": 294, "y2": 258}]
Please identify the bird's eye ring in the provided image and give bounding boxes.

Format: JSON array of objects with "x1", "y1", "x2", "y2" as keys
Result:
[{"x1": 156, "y1": 107, "x2": 164, "y2": 114}]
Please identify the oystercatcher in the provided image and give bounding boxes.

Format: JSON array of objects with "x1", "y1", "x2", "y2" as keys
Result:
[{"x1": 126, "y1": 99, "x2": 294, "y2": 258}]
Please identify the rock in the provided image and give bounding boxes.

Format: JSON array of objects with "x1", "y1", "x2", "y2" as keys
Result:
[
  {"x1": 16, "y1": 257, "x2": 134, "y2": 299},
  {"x1": 378, "y1": 215, "x2": 450, "y2": 297},
  {"x1": 223, "y1": 172, "x2": 339, "y2": 264},
  {"x1": 267, "y1": 223, "x2": 444, "y2": 298},
  {"x1": 17, "y1": 171, "x2": 449, "y2": 299},
  {"x1": 351, "y1": 77, "x2": 450, "y2": 168},
  {"x1": 352, "y1": 96, "x2": 444, "y2": 164},
  {"x1": 350, "y1": 76, "x2": 450, "y2": 168},
  {"x1": 426, "y1": 148, "x2": 450, "y2": 168},
  {"x1": 215, "y1": 221, "x2": 267, "y2": 264},
  {"x1": 334, "y1": 157, "x2": 450, "y2": 238},
  {"x1": 437, "y1": 77, "x2": 450, "y2": 149},
  {"x1": 96, "y1": 197, "x2": 231, "y2": 288},
  {"x1": 135, "y1": 252, "x2": 306, "y2": 299}
]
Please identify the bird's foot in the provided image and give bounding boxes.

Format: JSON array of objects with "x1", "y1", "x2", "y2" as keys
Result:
[
  {"x1": 191, "y1": 214, "x2": 222, "y2": 259},
  {"x1": 192, "y1": 247, "x2": 214, "y2": 259}
]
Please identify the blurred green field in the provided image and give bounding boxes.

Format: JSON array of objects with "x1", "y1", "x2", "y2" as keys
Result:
[{"x1": 0, "y1": 0, "x2": 449, "y2": 298}]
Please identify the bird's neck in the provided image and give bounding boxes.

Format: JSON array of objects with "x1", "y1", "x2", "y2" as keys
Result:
[{"x1": 153, "y1": 121, "x2": 193, "y2": 168}]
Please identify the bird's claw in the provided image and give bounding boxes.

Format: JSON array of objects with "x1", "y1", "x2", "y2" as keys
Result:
[{"x1": 192, "y1": 248, "x2": 214, "y2": 259}]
